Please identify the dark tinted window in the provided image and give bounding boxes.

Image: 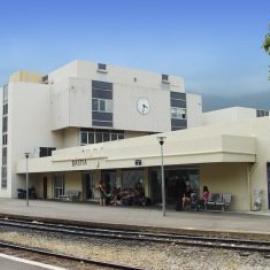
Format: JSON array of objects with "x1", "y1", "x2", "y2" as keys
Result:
[
  {"x1": 162, "y1": 74, "x2": 169, "y2": 81},
  {"x1": 88, "y1": 132, "x2": 95, "y2": 144},
  {"x1": 98, "y1": 63, "x2": 107, "y2": 70},
  {"x1": 80, "y1": 132, "x2": 87, "y2": 145},
  {"x1": 103, "y1": 132, "x2": 110, "y2": 141},
  {"x1": 96, "y1": 132, "x2": 103, "y2": 143},
  {"x1": 92, "y1": 99, "x2": 98, "y2": 111},
  {"x1": 2, "y1": 117, "x2": 7, "y2": 132}
]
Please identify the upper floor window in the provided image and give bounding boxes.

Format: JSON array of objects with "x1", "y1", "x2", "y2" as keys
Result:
[
  {"x1": 92, "y1": 98, "x2": 113, "y2": 113},
  {"x1": 162, "y1": 74, "x2": 169, "y2": 83},
  {"x1": 3, "y1": 104, "x2": 8, "y2": 115},
  {"x1": 171, "y1": 107, "x2": 186, "y2": 119},
  {"x1": 39, "y1": 147, "x2": 56, "y2": 157},
  {"x1": 97, "y1": 63, "x2": 107, "y2": 71}
]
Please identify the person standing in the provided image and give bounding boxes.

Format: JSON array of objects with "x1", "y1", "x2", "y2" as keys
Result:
[{"x1": 98, "y1": 180, "x2": 106, "y2": 206}]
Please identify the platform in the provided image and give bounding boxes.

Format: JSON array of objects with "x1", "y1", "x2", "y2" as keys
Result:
[
  {"x1": 0, "y1": 199, "x2": 270, "y2": 236},
  {"x1": 0, "y1": 253, "x2": 66, "y2": 270}
]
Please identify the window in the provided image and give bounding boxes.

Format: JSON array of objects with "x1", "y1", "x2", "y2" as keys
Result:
[
  {"x1": 97, "y1": 63, "x2": 107, "y2": 71},
  {"x1": 96, "y1": 132, "x2": 103, "y2": 143},
  {"x1": 162, "y1": 74, "x2": 169, "y2": 82},
  {"x1": 2, "y1": 147, "x2": 7, "y2": 165},
  {"x1": 80, "y1": 132, "x2": 88, "y2": 145},
  {"x1": 111, "y1": 133, "x2": 117, "y2": 141},
  {"x1": 171, "y1": 107, "x2": 186, "y2": 119},
  {"x1": 103, "y1": 132, "x2": 110, "y2": 142},
  {"x1": 118, "y1": 133, "x2": 124, "y2": 140},
  {"x1": 39, "y1": 147, "x2": 56, "y2": 157},
  {"x1": 2, "y1": 117, "x2": 7, "y2": 133},
  {"x1": 3, "y1": 104, "x2": 8, "y2": 115},
  {"x1": 92, "y1": 99, "x2": 112, "y2": 113},
  {"x1": 80, "y1": 129, "x2": 124, "y2": 145},
  {"x1": 2, "y1": 134, "x2": 7, "y2": 145},
  {"x1": 88, "y1": 132, "x2": 95, "y2": 144},
  {"x1": 257, "y1": 109, "x2": 269, "y2": 117},
  {"x1": 54, "y1": 175, "x2": 64, "y2": 199},
  {"x1": 92, "y1": 99, "x2": 98, "y2": 111},
  {"x1": 1, "y1": 166, "x2": 7, "y2": 188}
]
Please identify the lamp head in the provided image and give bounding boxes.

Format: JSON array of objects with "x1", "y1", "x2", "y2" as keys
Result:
[
  {"x1": 157, "y1": 136, "x2": 166, "y2": 146},
  {"x1": 24, "y1": 152, "x2": 30, "y2": 159}
]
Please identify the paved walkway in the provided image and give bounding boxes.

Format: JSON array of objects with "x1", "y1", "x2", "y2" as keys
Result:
[{"x1": 0, "y1": 199, "x2": 270, "y2": 235}]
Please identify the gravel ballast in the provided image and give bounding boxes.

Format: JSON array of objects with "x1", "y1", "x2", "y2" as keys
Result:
[{"x1": 0, "y1": 228, "x2": 269, "y2": 270}]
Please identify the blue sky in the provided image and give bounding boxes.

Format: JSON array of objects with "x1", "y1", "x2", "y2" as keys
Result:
[{"x1": 0, "y1": 0, "x2": 269, "y2": 96}]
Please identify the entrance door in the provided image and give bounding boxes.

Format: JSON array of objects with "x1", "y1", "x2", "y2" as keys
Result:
[
  {"x1": 43, "y1": 177, "x2": 47, "y2": 199},
  {"x1": 54, "y1": 175, "x2": 65, "y2": 199},
  {"x1": 84, "y1": 173, "x2": 95, "y2": 200}
]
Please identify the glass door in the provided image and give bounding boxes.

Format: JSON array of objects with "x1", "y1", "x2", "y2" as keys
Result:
[{"x1": 54, "y1": 175, "x2": 65, "y2": 199}]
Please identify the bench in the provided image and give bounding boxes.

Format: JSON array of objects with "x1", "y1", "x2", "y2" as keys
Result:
[
  {"x1": 206, "y1": 193, "x2": 232, "y2": 211},
  {"x1": 59, "y1": 190, "x2": 81, "y2": 201}
]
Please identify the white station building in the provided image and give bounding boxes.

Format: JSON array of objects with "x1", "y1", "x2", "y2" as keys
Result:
[
  {"x1": 0, "y1": 60, "x2": 202, "y2": 200},
  {"x1": 1, "y1": 60, "x2": 270, "y2": 212}
]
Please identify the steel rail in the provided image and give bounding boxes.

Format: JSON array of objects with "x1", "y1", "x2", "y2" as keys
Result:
[
  {"x1": 0, "y1": 218, "x2": 270, "y2": 254},
  {"x1": 0, "y1": 240, "x2": 145, "y2": 270}
]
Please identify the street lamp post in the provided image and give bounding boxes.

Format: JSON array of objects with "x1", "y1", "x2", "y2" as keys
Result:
[
  {"x1": 24, "y1": 152, "x2": 30, "y2": 207},
  {"x1": 157, "y1": 136, "x2": 166, "y2": 216}
]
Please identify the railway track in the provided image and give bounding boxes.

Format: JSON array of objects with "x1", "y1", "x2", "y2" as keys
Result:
[
  {"x1": 0, "y1": 217, "x2": 269, "y2": 255},
  {"x1": 0, "y1": 239, "x2": 144, "y2": 270}
]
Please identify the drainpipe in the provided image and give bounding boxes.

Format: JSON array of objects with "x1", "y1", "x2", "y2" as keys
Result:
[{"x1": 247, "y1": 164, "x2": 252, "y2": 211}]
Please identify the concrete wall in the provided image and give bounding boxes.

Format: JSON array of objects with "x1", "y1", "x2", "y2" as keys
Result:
[
  {"x1": 186, "y1": 93, "x2": 202, "y2": 128},
  {"x1": 200, "y1": 163, "x2": 249, "y2": 211},
  {"x1": 202, "y1": 107, "x2": 257, "y2": 126},
  {"x1": 49, "y1": 60, "x2": 184, "y2": 92},
  {"x1": 49, "y1": 60, "x2": 188, "y2": 132},
  {"x1": 62, "y1": 128, "x2": 80, "y2": 148},
  {"x1": 6, "y1": 82, "x2": 63, "y2": 197},
  {"x1": 9, "y1": 71, "x2": 43, "y2": 83}
]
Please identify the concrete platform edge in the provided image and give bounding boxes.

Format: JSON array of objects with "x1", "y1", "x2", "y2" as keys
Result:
[{"x1": 0, "y1": 212, "x2": 270, "y2": 241}]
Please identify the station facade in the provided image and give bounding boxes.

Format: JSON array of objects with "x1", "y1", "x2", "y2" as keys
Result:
[
  {"x1": 2, "y1": 60, "x2": 270, "y2": 212},
  {"x1": 0, "y1": 60, "x2": 202, "y2": 199}
]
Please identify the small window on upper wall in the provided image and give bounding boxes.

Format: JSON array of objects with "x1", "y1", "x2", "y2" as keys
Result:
[
  {"x1": 97, "y1": 63, "x2": 107, "y2": 72},
  {"x1": 162, "y1": 74, "x2": 169, "y2": 83}
]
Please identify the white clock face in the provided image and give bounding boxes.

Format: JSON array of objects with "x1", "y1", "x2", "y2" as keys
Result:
[{"x1": 137, "y1": 98, "x2": 150, "y2": 115}]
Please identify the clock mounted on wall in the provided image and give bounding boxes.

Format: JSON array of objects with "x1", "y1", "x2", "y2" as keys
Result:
[{"x1": 137, "y1": 98, "x2": 150, "y2": 115}]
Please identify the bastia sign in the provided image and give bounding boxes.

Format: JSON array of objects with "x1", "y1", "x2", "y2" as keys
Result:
[{"x1": 72, "y1": 159, "x2": 87, "y2": 167}]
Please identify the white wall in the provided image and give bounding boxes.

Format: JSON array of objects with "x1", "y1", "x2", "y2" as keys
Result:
[
  {"x1": 49, "y1": 60, "x2": 185, "y2": 92},
  {"x1": 7, "y1": 82, "x2": 63, "y2": 197},
  {"x1": 50, "y1": 60, "x2": 189, "y2": 133},
  {"x1": 202, "y1": 107, "x2": 257, "y2": 126},
  {"x1": 186, "y1": 93, "x2": 202, "y2": 128}
]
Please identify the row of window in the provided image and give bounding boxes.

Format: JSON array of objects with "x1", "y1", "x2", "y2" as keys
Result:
[
  {"x1": 80, "y1": 130, "x2": 124, "y2": 145},
  {"x1": 1, "y1": 85, "x2": 8, "y2": 189}
]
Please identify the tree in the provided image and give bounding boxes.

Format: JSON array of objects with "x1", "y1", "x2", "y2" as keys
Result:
[{"x1": 263, "y1": 33, "x2": 270, "y2": 54}]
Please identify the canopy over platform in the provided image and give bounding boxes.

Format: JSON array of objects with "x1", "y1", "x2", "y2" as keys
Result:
[{"x1": 16, "y1": 131, "x2": 256, "y2": 174}]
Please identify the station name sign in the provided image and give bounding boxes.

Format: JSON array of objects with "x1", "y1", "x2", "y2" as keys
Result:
[{"x1": 72, "y1": 159, "x2": 87, "y2": 167}]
